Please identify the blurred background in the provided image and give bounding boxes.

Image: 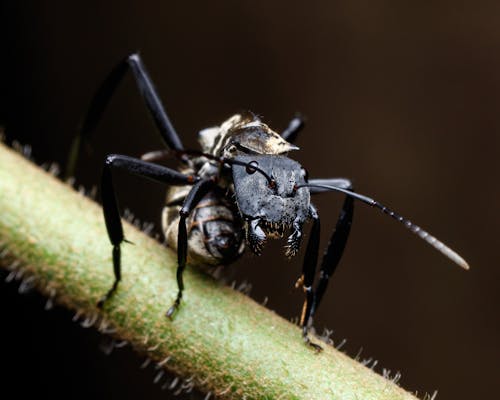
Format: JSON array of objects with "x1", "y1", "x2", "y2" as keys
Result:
[{"x1": 0, "y1": 2, "x2": 498, "y2": 399}]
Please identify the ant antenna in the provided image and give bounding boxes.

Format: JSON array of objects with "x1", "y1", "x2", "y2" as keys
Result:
[{"x1": 297, "y1": 183, "x2": 469, "y2": 270}]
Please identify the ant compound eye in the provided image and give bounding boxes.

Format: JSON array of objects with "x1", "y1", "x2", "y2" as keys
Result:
[{"x1": 245, "y1": 160, "x2": 259, "y2": 175}]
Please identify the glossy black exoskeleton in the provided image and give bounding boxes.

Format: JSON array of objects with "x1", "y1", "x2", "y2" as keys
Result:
[{"x1": 73, "y1": 53, "x2": 469, "y2": 350}]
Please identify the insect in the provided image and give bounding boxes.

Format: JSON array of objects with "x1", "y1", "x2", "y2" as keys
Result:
[{"x1": 75, "y1": 53, "x2": 469, "y2": 350}]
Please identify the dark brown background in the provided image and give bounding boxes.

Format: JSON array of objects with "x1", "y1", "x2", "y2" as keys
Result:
[{"x1": 0, "y1": 2, "x2": 498, "y2": 399}]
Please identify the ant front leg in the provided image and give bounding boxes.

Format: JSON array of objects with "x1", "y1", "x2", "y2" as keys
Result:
[
  {"x1": 166, "y1": 179, "x2": 215, "y2": 318},
  {"x1": 308, "y1": 178, "x2": 354, "y2": 319},
  {"x1": 298, "y1": 179, "x2": 354, "y2": 350},
  {"x1": 98, "y1": 154, "x2": 199, "y2": 309},
  {"x1": 298, "y1": 204, "x2": 323, "y2": 351}
]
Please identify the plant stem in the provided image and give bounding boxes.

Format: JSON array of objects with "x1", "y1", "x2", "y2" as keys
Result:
[{"x1": 0, "y1": 142, "x2": 419, "y2": 399}]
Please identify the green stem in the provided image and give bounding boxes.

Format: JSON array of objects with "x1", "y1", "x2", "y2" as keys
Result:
[{"x1": 0, "y1": 142, "x2": 419, "y2": 400}]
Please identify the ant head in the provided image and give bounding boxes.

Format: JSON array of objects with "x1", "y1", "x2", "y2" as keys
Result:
[{"x1": 231, "y1": 155, "x2": 310, "y2": 239}]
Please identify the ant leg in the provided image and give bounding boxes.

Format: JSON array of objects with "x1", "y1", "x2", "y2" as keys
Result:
[
  {"x1": 313, "y1": 195, "x2": 354, "y2": 315},
  {"x1": 98, "y1": 154, "x2": 199, "y2": 308},
  {"x1": 66, "y1": 53, "x2": 184, "y2": 177},
  {"x1": 295, "y1": 179, "x2": 354, "y2": 350},
  {"x1": 166, "y1": 179, "x2": 215, "y2": 318},
  {"x1": 298, "y1": 204, "x2": 323, "y2": 351},
  {"x1": 307, "y1": 178, "x2": 354, "y2": 319},
  {"x1": 280, "y1": 115, "x2": 305, "y2": 143},
  {"x1": 313, "y1": 198, "x2": 354, "y2": 318}
]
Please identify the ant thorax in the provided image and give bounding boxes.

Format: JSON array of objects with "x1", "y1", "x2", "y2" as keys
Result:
[{"x1": 198, "y1": 113, "x2": 298, "y2": 157}]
